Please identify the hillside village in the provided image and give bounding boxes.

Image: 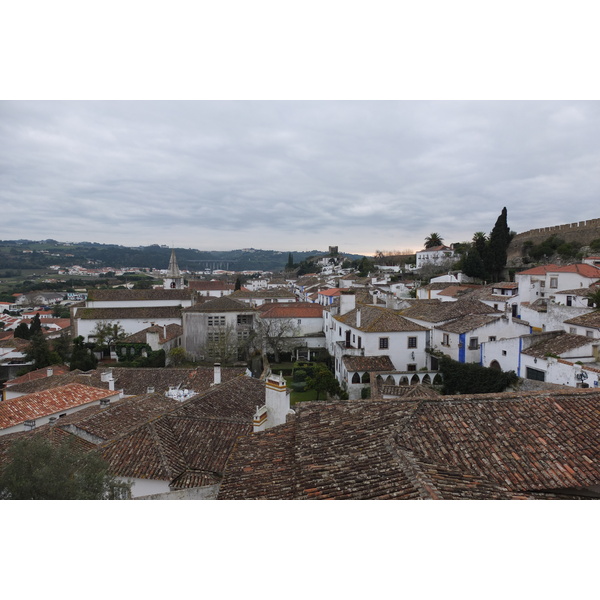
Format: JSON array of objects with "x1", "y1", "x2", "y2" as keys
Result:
[{"x1": 1, "y1": 216, "x2": 600, "y2": 500}]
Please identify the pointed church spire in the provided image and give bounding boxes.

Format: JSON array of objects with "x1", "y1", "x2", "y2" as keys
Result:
[
  {"x1": 167, "y1": 249, "x2": 181, "y2": 278},
  {"x1": 164, "y1": 249, "x2": 184, "y2": 289}
]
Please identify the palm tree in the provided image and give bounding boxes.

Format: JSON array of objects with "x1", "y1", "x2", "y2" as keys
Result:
[
  {"x1": 424, "y1": 233, "x2": 444, "y2": 249},
  {"x1": 585, "y1": 287, "x2": 600, "y2": 309}
]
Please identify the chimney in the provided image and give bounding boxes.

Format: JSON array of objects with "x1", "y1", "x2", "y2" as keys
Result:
[
  {"x1": 108, "y1": 379, "x2": 115, "y2": 391},
  {"x1": 339, "y1": 290, "x2": 356, "y2": 315},
  {"x1": 214, "y1": 363, "x2": 222, "y2": 385},
  {"x1": 264, "y1": 372, "x2": 291, "y2": 429},
  {"x1": 47, "y1": 367, "x2": 53, "y2": 377},
  {"x1": 356, "y1": 309, "x2": 361, "y2": 329}
]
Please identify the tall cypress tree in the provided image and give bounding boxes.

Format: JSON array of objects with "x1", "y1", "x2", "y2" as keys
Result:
[
  {"x1": 286, "y1": 253, "x2": 294, "y2": 270},
  {"x1": 486, "y1": 207, "x2": 511, "y2": 282}
]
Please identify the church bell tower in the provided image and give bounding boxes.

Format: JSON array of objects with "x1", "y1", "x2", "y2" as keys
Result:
[{"x1": 163, "y1": 249, "x2": 184, "y2": 290}]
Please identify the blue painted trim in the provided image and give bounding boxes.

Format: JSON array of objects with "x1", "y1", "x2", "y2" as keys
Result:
[{"x1": 459, "y1": 333, "x2": 466, "y2": 363}]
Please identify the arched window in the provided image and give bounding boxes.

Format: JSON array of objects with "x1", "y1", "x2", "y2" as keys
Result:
[
  {"x1": 361, "y1": 372, "x2": 370, "y2": 383},
  {"x1": 352, "y1": 372, "x2": 360, "y2": 384}
]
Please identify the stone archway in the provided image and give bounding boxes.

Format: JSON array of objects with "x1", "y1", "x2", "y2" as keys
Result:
[{"x1": 489, "y1": 360, "x2": 502, "y2": 371}]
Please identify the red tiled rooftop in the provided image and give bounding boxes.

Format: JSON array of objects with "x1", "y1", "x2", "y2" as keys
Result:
[{"x1": 0, "y1": 383, "x2": 118, "y2": 431}]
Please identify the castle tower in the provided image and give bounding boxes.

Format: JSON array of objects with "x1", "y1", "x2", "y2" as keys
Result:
[{"x1": 163, "y1": 249, "x2": 184, "y2": 290}]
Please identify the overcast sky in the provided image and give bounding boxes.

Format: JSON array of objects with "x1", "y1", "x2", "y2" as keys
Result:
[{"x1": 2, "y1": 100, "x2": 599, "y2": 256}]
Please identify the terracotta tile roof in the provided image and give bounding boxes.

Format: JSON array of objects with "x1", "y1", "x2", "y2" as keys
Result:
[
  {"x1": 258, "y1": 302, "x2": 324, "y2": 319},
  {"x1": 521, "y1": 331, "x2": 595, "y2": 358},
  {"x1": 183, "y1": 296, "x2": 254, "y2": 313},
  {"x1": 436, "y1": 285, "x2": 481, "y2": 298},
  {"x1": 100, "y1": 375, "x2": 265, "y2": 486},
  {"x1": 230, "y1": 289, "x2": 296, "y2": 299},
  {"x1": 318, "y1": 288, "x2": 343, "y2": 297},
  {"x1": 418, "y1": 245, "x2": 453, "y2": 253},
  {"x1": 5, "y1": 364, "x2": 69, "y2": 387},
  {"x1": 58, "y1": 392, "x2": 179, "y2": 442},
  {"x1": 0, "y1": 424, "x2": 97, "y2": 471},
  {"x1": 518, "y1": 263, "x2": 600, "y2": 278},
  {"x1": 0, "y1": 383, "x2": 117, "y2": 431},
  {"x1": 335, "y1": 305, "x2": 429, "y2": 333},
  {"x1": 0, "y1": 338, "x2": 30, "y2": 350},
  {"x1": 121, "y1": 323, "x2": 183, "y2": 344},
  {"x1": 188, "y1": 281, "x2": 235, "y2": 291},
  {"x1": 76, "y1": 306, "x2": 183, "y2": 320},
  {"x1": 6, "y1": 366, "x2": 246, "y2": 397},
  {"x1": 563, "y1": 311, "x2": 600, "y2": 329},
  {"x1": 399, "y1": 299, "x2": 500, "y2": 324},
  {"x1": 87, "y1": 289, "x2": 193, "y2": 302},
  {"x1": 218, "y1": 388, "x2": 600, "y2": 499},
  {"x1": 438, "y1": 314, "x2": 502, "y2": 334},
  {"x1": 342, "y1": 355, "x2": 395, "y2": 372},
  {"x1": 376, "y1": 384, "x2": 441, "y2": 400}
]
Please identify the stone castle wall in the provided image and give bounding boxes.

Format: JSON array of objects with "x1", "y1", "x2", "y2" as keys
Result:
[{"x1": 508, "y1": 217, "x2": 600, "y2": 261}]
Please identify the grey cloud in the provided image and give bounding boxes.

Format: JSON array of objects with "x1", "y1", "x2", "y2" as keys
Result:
[{"x1": 1, "y1": 101, "x2": 599, "y2": 255}]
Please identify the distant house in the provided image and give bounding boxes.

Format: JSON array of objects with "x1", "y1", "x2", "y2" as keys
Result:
[
  {"x1": 415, "y1": 245, "x2": 455, "y2": 270},
  {"x1": 188, "y1": 280, "x2": 235, "y2": 297},
  {"x1": 229, "y1": 288, "x2": 296, "y2": 307},
  {"x1": 182, "y1": 296, "x2": 256, "y2": 362}
]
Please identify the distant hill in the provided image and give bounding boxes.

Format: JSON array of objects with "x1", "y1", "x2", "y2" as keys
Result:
[{"x1": 0, "y1": 240, "x2": 365, "y2": 273}]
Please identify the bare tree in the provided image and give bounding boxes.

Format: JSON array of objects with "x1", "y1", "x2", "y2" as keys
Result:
[{"x1": 255, "y1": 317, "x2": 302, "y2": 363}]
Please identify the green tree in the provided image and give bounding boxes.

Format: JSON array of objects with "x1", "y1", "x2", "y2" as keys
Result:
[
  {"x1": 424, "y1": 233, "x2": 444, "y2": 249},
  {"x1": 585, "y1": 287, "x2": 600, "y2": 309},
  {"x1": 29, "y1": 313, "x2": 42, "y2": 336},
  {"x1": 168, "y1": 346, "x2": 190, "y2": 367},
  {"x1": 91, "y1": 321, "x2": 127, "y2": 353},
  {"x1": 485, "y1": 207, "x2": 511, "y2": 282},
  {"x1": 0, "y1": 436, "x2": 130, "y2": 500},
  {"x1": 52, "y1": 331, "x2": 72, "y2": 363},
  {"x1": 234, "y1": 277, "x2": 242, "y2": 291},
  {"x1": 14, "y1": 322, "x2": 30, "y2": 340},
  {"x1": 25, "y1": 331, "x2": 60, "y2": 369},
  {"x1": 70, "y1": 336, "x2": 98, "y2": 371},
  {"x1": 463, "y1": 248, "x2": 487, "y2": 280},
  {"x1": 306, "y1": 363, "x2": 341, "y2": 400},
  {"x1": 286, "y1": 253, "x2": 294, "y2": 270}
]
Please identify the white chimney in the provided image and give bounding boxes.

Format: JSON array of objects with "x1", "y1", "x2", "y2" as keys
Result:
[
  {"x1": 264, "y1": 372, "x2": 291, "y2": 429},
  {"x1": 47, "y1": 368, "x2": 53, "y2": 377},
  {"x1": 339, "y1": 290, "x2": 356, "y2": 315},
  {"x1": 108, "y1": 379, "x2": 115, "y2": 391},
  {"x1": 214, "y1": 363, "x2": 222, "y2": 385},
  {"x1": 356, "y1": 309, "x2": 361, "y2": 329}
]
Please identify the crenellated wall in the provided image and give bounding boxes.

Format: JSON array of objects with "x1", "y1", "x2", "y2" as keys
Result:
[{"x1": 508, "y1": 218, "x2": 600, "y2": 261}]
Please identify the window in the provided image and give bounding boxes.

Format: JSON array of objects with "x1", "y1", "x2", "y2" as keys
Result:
[
  {"x1": 442, "y1": 333, "x2": 450, "y2": 346},
  {"x1": 208, "y1": 315, "x2": 226, "y2": 327},
  {"x1": 502, "y1": 350, "x2": 507, "y2": 356},
  {"x1": 408, "y1": 337, "x2": 417, "y2": 348},
  {"x1": 526, "y1": 367, "x2": 546, "y2": 382},
  {"x1": 351, "y1": 372, "x2": 361, "y2": 384},
  {"x1": 207, "y1": 332, "x2": 221, "y2": 342},
  {"x1": 379, "y1": 337, "x2": 389, "y2": 349},
  {"x1": 237, "y1": 331, "x2": 250, "y2": 341},
  {"x1": 550, "y1": 277, "x2": 558, "y2": 289},
  {"x1": 488, "y1": 336, "x2": 496, "y2": 342},
  {"x1": 569, "y1": 327, "x2": 577, "y2": 334},
  {"x1": 468, "y1": 337, "x2": 479, "y2": 350},
  {"x1": 407, "y1": 364, "x2": 417, "y2": 372},
  {"x1": 298, "y1": 319, "x2": 302, "y2": 325},
  {"x1": 237, "y1": 315, "x2": 252, "y2": 325},
  {"x1": 357, "y1": 336, "x2": 362, "y2": 349},
  {"x1": 586, "y1": 330, "x2": 594, "y2": 338},
  {"x1": 540, "y1": 281, "x2": 545, "y2": 288}
]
